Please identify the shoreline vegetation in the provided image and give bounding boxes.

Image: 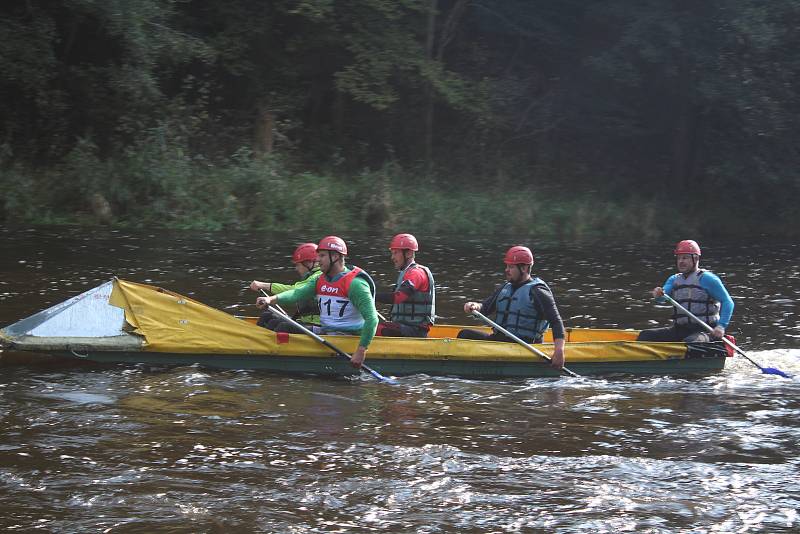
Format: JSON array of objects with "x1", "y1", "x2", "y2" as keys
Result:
[
  {"x1": 0, "y1": 140, "x2": 794, "y2": 240},
  {"x1": 2, "y1": 2, "x2": 798, "y2": 240}
]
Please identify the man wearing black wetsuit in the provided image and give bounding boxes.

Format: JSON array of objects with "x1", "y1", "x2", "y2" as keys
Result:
[{"x1": 458, "y1": 245, "x2": 566, "y2": 369}]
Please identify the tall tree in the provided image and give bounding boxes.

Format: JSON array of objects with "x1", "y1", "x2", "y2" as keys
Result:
[{"x1": 0, "y1": 0, "x2": 210, "y2": 162}]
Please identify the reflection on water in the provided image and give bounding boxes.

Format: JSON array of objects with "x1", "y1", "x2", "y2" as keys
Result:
[{"x1": 0, "y1": 227, "x2": 799, "y2": 531}]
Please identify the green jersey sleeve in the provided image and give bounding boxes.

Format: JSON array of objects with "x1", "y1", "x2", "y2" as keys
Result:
[
  {"x1": 349, "y1": 276, "x2": 378, "y2": 348},
  {"x1": 271, "y1": 267, "x2": 321, "y2": 294},
  {"x1": 275, "y1": 271, "x2": 322, "y2": 306}
]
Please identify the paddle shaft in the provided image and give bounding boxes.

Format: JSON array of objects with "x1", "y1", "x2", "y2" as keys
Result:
[
  {"x1": 661, "y1": 293, "x2": 787, "y2": 376},
  {"x1": 662, "y1": 293, "x2": 744, "y2": 354},
  {"x1": 259, "y1": 288, "x2": 290, "y2": 317},
  {"x1": 264, "y1": 304, "x2": 395, "y2": 384},
  {"x1": 471, "y1": 310, "x2": 578, "y2": 377}
]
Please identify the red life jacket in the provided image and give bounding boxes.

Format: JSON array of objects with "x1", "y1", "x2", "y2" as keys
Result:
[{"x1": 315, "y1": 267, "x2": 366, "y2": 330}]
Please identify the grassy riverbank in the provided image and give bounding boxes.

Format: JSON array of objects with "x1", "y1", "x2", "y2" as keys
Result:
[{"x1": 0, "y1": 142, "x2": 793, "y2": 240}]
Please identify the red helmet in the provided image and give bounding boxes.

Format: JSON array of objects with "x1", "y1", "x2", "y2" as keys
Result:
[
  {"x1": 317, "y1": 235, "x2": 348, "y2": 255},
  {"x1": 292, "y1": 243, "x2": 317, "y2": 263},
  {"x1": 674, "y1": 240, "x2": 701, "y2": 256},
  {"x1": 504, "y1": 245, "x2": 534, "y2": 265},
  {"x1": 389, "y1": 233, "x2": 418, "y2": 251}
]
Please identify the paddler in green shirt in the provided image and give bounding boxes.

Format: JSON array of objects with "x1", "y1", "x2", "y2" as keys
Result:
[
  {"x1": 257, "y1": 235, "x2": 378, "y2": 368},
  {"x1": 250, "y1": 242, "x2": 321, "y2": 332}
]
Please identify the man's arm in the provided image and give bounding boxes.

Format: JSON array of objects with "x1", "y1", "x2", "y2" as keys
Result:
[
  {"x1": 551, "y1": 337, "x2": 566, "y2": 369},
  {"x1": 463, "y1": 285, "x2": 503, "y2": 314},
  {"x1": 347, "y1": 277, "x2": 378, "y2": 367},
  {"x1": 481, "y1": 286, "x2": 503, "y2": 314},
  {"x1": 532, "y1": 285, "x2": 566, "y2": 369},
  {"x1": 654, "y1": 274, "x2": 678, "y2": 301},
  {"x1": 379, "y1": 268, "x2": 427, "y2": 305},
  {"x1": 251, "y1": 276, "x2": 309, "y2": 295},
  {"x1": 273, "y1": 272, "x2": 321, "y2": 306},
  {"x1": 531, "y1": 285, "x2": 565, "y2": 340},
  {"x1": 375, "y1": 289, "x2": 395, "y2": 305},
  {"x1": 700, "y1": 272, "x2": 734, "y2": 328},
  {"x1": 270, "y1": 280, "x2": 296, "y2": 294},
  {"x1": 349, "y1": 277, "x2": 379, "y2": 348}
]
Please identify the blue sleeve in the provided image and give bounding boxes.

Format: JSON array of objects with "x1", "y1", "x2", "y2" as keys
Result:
[
  {"x1": 700, "y1": 272, "x2": 734, "y2": 328},
  {"x1": 655, "y1": 274, "x2": 678, "y2": 304}
]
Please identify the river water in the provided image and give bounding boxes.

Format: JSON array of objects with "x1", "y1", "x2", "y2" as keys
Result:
[{"x1": 1, "y1": 226, "x2": 798, "y2": 532}]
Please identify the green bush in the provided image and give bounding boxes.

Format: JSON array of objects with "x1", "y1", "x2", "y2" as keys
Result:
[{"x1": 0, "y1": 142, "x2": 795, "y2": 240}]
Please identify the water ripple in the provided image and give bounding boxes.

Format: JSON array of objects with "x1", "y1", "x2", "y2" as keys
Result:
[{"x1": 1, "y1": 229, "x2": 799, "y2": 531}]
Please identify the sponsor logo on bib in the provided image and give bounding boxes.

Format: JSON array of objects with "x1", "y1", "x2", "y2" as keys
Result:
[{"x1": 319, "y1": 284, "x2": 340, "y2": 295}]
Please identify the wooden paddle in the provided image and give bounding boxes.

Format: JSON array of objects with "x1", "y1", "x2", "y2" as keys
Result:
[
  {"x1": 662, "y1": 294, "x2": 791, "y2": 378},
  {"x1": 262, "y1": 301, "x2": 397, "y2": 385},
  {"x1": 470, "y1": 310, "x2": 579, "y2": 377}
]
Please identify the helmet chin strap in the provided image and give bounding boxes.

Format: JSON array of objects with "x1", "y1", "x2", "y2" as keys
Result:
[
  {"x1": 324, "y1": 251, "x2": 343, "y2": 277},
  {"x1": 679, "y1": 255, "x2": 699, "y2": 275},
  {"x1": 513, "y1": 264, "x2": 531, "y2": 282},
  {"x1": 402, "y1": 251, "x2": 414, "y2": 270}
]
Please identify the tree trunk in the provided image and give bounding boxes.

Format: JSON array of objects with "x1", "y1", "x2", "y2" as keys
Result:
[
  {"x1": 423, "y1": 0, "x2": 438, "y2": 173},
  {"x1": 332, "y1": 90, "x2": 345, "y2": 143},
  {"x1": 254, "y1": 101, "x2": 274, "y2": 156}
]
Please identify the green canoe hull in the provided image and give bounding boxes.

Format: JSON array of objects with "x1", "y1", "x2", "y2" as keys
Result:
[{"x1": 42, "y1": 349, "x2": 727, "y2": 378}]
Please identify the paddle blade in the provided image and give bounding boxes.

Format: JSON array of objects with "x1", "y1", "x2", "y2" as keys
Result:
[
  {"x1": 370, "y1": 372, "x2": 399, "y2": 385},
  {"x1": 761, "y1": 367, "x2": 792, "y2": 378},
  {"x1": 362, "y1": 365, "x2": 399, "y2": 385}
]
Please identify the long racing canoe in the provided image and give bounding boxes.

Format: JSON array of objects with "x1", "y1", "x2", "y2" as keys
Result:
[{"x1": 0, "y1": 278, "x2": 731, "y2": 377}]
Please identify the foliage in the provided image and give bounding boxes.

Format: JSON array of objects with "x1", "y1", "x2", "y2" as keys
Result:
[
  {"x1": 0, "y1": 140, "x2": 772, "y2": 240},
  {"x1": 1, "y1": 0, "x2": 799, "y2": 236}
]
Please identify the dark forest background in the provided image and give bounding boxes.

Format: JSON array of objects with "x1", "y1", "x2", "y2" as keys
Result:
[{"x1": 1, "y1": 1, "x2": 798, "y2": 237}]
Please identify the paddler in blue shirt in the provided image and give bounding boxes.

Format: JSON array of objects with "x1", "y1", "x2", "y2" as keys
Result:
[{"x1": 637, "y1": 240, "x2": 734, "y2": 342}]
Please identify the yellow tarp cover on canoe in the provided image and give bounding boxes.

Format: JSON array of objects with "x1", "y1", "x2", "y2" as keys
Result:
[
  {"x1": 108, "y1": 278, "x2": 690, "y2": 363},
  {"x1": 109, "y1": 278, "x2": 322, "y2": 355}
]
